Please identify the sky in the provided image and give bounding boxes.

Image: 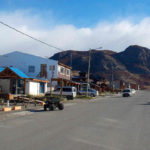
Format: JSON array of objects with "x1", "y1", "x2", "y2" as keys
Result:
[{"x1": 0, "y1": 0, "x2": 150, "y2": 57}]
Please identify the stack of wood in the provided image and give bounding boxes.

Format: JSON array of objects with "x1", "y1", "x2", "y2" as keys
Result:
[{"x1": 17, "y1": 96, "x2": 45, "y2": 106}]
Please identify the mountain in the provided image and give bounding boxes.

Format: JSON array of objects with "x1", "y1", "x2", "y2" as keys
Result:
[
  {"x1": 50, "y1": 45, "x2": 150, "y2": 86},
  {"x1": 113, "y1": 45, "x2": 150, "y2": 74}
]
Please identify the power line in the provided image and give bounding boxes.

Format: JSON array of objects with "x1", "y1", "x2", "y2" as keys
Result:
[{"x1": 0, "y1": 21, "x2": 64, "y2": 52}]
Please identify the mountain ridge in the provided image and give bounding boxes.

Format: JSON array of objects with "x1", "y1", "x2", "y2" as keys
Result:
[{"x1": 50, "y1": 45, "x2": 150, "y2": 86}]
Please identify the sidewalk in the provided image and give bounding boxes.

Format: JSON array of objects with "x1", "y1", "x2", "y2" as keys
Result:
[{"x1": 0, "y1": 104, "x2": 43, "y2": 120}]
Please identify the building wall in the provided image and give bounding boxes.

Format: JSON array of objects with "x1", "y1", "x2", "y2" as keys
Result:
[
  {"x1": 0, "y1": 79, "x2": 47, "y2": 96},
  {"x1": 44, "y1": 83, "x2": 48, "y2": 93},
  {"x1": 29, "y1": 82, "x2": 40, "y2": 95},
  {"x1": 58, "y1": 65, "x2": 71, "y2": 80},
  {"x1": 0, "y1": 51, "x2": 58, "y2": 81},
  {"x1": 113, "y1": 81, "x2": 120, "y2": 90},
  {"x1": 0, "y1": 79, "x2": 10, "y2": 93},
  {"x1": 25, "y1": 81, "x2": 30, "y2": 94},
  {"x1": 25, "y1": 81, "x2": 47, "y2": 95},
  {"x1": 130, "y1": 83, "x2": 139, "y2": 90}
]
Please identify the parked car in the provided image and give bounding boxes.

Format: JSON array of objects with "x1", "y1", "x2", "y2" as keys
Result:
[
  {"x1": 122, "y1": 88, "x2": 132, "y2": 97},
  {"x1": 78, "y1": 88, "x2": 98, "y2": 97},
  {"x1": 131, "y1": 89, "x2": 136, "y2": 94},
  {"x1": 46, "y1": 86, "x2": 77, "y2": 99}
]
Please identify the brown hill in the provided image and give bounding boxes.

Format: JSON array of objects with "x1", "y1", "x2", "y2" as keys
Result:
[
  {"x1": 50, "y1": 45, "x2": 150, "y2": 86},
  {"x1": 113, "y1": 45, "x2": 150, "y2": 74}
]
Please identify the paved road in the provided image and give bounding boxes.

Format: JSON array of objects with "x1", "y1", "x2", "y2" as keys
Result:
[{"x1": 0, "y1": 91, "x2": 150, "y2": 150}]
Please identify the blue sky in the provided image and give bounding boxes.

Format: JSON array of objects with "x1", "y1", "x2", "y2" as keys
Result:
[
  {"x1": 1, "y1": 0, "x2": 150, "y2": 56},
  {"x1": 1, "y1": 0, "x2": 150, "y2": 27}
]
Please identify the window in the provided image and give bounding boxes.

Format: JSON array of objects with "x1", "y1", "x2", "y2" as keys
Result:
[
  {"x1": 66, "y1": 69, "x2": 70, "y2": 75},
  {"x1": 63, "y1": 88, "x2": 72, "y2": 92},
  {"x1": 60, "y1": 67, "x2": 64, "y2": 74},
  {"x1": 49, "y1": 65, "x2": 55, "y2": 70},
  {"x1": 28, "y1": 66, "x2": 35, "y2": 73}
]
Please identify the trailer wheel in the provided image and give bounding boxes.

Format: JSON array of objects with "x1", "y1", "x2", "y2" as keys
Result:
[
  {"x1": 49, "y1": 104, "x2": 55, "y2": 111},
  {"x1": 44, "y1": 105, "x2": 47, "y2": 111}
]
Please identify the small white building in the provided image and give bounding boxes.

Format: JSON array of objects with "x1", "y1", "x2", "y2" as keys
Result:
[
  {"x1": 0, "y1": 51, "x2": 72, "y2": 90},
  {"x1": 0, "y1": 67, "x2": 48, "y2": 96}
]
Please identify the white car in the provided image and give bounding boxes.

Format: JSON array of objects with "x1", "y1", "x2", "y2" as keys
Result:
[
  {"x1": 131, "y1": 89, "x2": 136, "y2": 94},
  {"x1": 51, "y1": 86, "x2": 77, "y2": 99},
  {"x1": 78, "y1": 89, "x2": 98, "y2": 97},
  {"x1": 122, "y1": 88, "x2": 132, "y2": 97}
]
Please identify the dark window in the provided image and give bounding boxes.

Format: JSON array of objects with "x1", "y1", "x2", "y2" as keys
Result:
[
  {"x1": 66, "y1": 69, "x2": 70, "y2": 75},
  {"x1": 60, "y1": 67, "x2": 64, "y2": 74},
  {"x1": 28, "y1": 66, "x2": 35, "y2": 73},
  {"x1": 123, "y1": 89, "x2": 130, "y2": 92},
  {"x1": 63, "y1": 88, "x2": 72, "y2": 92}
]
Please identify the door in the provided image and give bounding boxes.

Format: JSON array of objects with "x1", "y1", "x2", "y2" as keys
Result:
[{"x1": 40, "y1": 82, "x2": 45, "y2": 93}]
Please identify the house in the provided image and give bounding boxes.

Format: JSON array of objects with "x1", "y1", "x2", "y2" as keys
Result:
[
  {"x1": 0, "y1": 51, "x2": 72, "y2": 89},
  {"x1": 72, "y1": 72, "x2": 87, "y2": 83},
  {"x1": 72, "y1": 72, "x2": 104, "y2": 92},
  {"x1": 0, "y1": 67, "x2": 48, "y2": 97},
  {"x1": 0, "y1": 51, "x2": 80, "y2": 92}
]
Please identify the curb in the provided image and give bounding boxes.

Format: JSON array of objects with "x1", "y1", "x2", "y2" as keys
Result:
[{"x1": 2, "y1": 107, "x2": 12, "y2": 112}]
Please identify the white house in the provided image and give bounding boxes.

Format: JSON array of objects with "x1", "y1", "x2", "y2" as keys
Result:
[{"x1": 0, "y1": 51, "x2": 72, "y2": 90}]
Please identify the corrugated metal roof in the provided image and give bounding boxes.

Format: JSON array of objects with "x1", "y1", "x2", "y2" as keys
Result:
[
  {"x1": 9, "y1": 67, "x2": 29, "y2": 78},
  {"x1": 0, "y1": 67, "x2": 4, "y2": 72}
]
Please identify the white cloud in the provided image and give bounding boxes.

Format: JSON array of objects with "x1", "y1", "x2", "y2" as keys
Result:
[{"x1": 0, "y1": 10, "x2": 150, "y2": 57}]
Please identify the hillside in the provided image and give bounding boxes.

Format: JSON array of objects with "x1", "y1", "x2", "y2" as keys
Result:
[
  {"x1": 113, "y1": 45, "x2": 150, "y2": 74},
  {"x1": 50, "y1": 45, "x2": 150, "y2": 86}
]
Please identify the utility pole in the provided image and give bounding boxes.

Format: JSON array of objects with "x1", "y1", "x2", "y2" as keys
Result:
[
  {"x1": 60, "y1": 78, "x2": 63, "y2": 98},
  {"x1": 70, "y1": 52, "x2": 72, "y2": 67},
  {"x1": 86, "y1": 47, "x2": 102, "y2": 96},
  {"x1": 111, "y1": 65, "x2": 114, "y2": 93},
  {"x1": 50, "y1": 68, "x2": 54, "y2": 95},
  {"x1": 86, "y1": 49, "x2": 91, "y2": 96},
  {"x1": 111, "y1": 65, "x2": 119, "y2": 93}
]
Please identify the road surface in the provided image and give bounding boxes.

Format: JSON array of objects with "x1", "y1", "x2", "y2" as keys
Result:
[{"x1": 0, "y1": 91, "x2": 150, "y2": 150}]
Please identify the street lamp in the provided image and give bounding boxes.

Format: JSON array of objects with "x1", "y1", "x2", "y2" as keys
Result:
[{"x1": 86, "y1": 47, "x2": 102, "y2": 96}]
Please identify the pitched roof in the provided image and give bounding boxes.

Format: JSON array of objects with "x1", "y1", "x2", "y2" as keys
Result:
[
  {"x1": 9, "y1": 67, "x2": 29, "y2": 78},
  {"x1": 0, "y1": 67, "x2": 29, "y2": 79},
  {"x1": 3, "y1": 51, "x2": 58, "y2": 64},
  {"x1": 0, "y1": 67, "x2": 4, "y2": 72},
  {"x1": 58, "y1": 62, "x2": 72, "y2": 69}
]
